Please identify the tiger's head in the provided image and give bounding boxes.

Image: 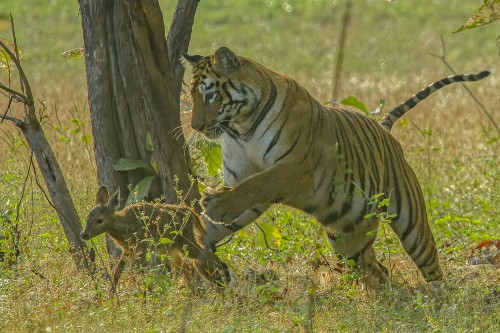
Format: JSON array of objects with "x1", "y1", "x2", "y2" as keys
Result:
[{"x1": 183, "y1": 47, "x2": 260, "y2": 139}]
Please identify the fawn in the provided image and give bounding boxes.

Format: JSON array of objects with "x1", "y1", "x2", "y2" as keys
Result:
[{"x1": 81, "y1": 186, "x2": 230, "y2": 291}]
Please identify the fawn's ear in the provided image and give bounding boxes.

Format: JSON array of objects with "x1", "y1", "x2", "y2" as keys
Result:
[
  {"x1": 108, "y1": 188, "x2": 121, "y2": 210},
  {"x1": 95, "y1": 186, "x2": 109, "y2": 206}
]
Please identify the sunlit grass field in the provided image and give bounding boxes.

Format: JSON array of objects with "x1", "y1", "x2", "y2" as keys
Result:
[{"x1": 0, "y1": 0, "x2": 499, "y2": 332}]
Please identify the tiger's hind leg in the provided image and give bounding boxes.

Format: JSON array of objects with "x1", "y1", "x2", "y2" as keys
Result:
[
  {"x1": 389, "y1": 214, "x2": 443, "y2": 282},
  {"x1": 326, "y1": 217, "x2": 388, "y2": 289},
  {"x1": 385, "y1": 171, "x2": 443, "y2": 282}
]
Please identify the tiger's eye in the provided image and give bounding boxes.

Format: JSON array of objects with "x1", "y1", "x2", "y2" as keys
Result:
[{"x1": 205, "y1": 92, "x2": 215, "y2": 104}]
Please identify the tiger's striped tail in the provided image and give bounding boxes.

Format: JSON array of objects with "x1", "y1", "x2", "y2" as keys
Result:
[{"x1": 379, "y1": 69, "x2": 492, "y2": 131}]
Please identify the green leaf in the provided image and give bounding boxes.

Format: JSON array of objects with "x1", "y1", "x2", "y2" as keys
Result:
[
  {"x1": 340, "y1": 96, "x2": 368, "y2": 114},
  {"x1": 398, "y1": 117, "x2": 409, "y2": 127},
  {"x1": 159, "y1": 238, "x2": 173, "y2": 245},
  {"x1": 197, "y1": 181, "x2": 207, "y2": 193},
  {"x1": 486, "y1": 135, "x2": 499, "y2": 144},
  {"x1": 455, "y1": 0, "x2": 500, "y2": 32},
  {"x1": 0, "y1": 40, "x2": 22, "y2": 76},
  {"x1": 345, "y1": 259, "x2": 356, "y2": 267},
  {"x1": 235, "y1": 228, "x2": 253, "y2": 240},
  {"x1": 0, "y1": 50, "x2": 12, "y2": 75},
  {"x1": 257, "y1": 222, "x2": 282, "y2": 249},
  {"x1": 146, "y1": 131, "x2": 154, "y2": 152},
  {"x1": 61, "y1": 48, "x2": 84, "y2": 58},
  {"x1": 126, "y1": 176, "x2": 156, "y2": 205},
  {"x1": 191, "y1": 155, "x2": 201, "y2": 176},
  {"x1": 200, "y1": 142, "x2": 223, "y2": 176},
  {"x1": 150, "y1": 161, "x2": 158, "y2": 173},
  {"x1": 81, "y1": 134, "x2": 92, "y2": 144},
  {"x1": 422, "y1": 128, "x2": 433, "y2": 136},
  {"x1": 113, "y1": 158, "x2": 155, "y2": 174},
  {"x1": 39, "y1": 232, "x2": 52, "y2": 240}
]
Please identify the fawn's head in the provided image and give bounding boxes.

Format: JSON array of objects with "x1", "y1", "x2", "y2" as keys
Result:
[{"x1": 80, "y1": 186, "x2": 120, "y2": 240}]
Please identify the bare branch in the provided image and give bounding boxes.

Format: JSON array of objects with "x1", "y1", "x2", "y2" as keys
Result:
[
  {"x1": 431, "y1": 36, "x2": 498, "y2": 134},
  {"x1": 0, "y1": 127, "x2": 16, "y2": 151},
  {"x1": 88, "y1": 240, "x2": 116, "y2": 300},
  {"x1": 0, "y1": 82, "x2": 29, "y2": 104},
  {"x1": 10, "y1": 13, "x2": 26, "y2": 101},
  {"x1": 0, "y1": 113, "x2": 23, "y2": 127},
  {"x1": 0, "y1": 39, "x2": 34, "y2": 106},
  {"x1": 1, "y1": 96, "x2": 14, "y2": 124},
  {"x1": 167, "y1": 0, "x2": 199, "y2": 69}
]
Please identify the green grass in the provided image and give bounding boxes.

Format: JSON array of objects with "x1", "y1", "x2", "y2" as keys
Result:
[{"x1": 1, "y1": 0, "x2": 499, "y2": 332}]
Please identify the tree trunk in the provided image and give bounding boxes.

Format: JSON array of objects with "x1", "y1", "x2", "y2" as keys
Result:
[
  {"x1": 78, "y1": 0, "x2": 148, "y2": 195},
  {"x1": 125, "y1": 0, "x2": 200, "y2": 204},
  {"x1": 78, "y1": 0, "x2": 200, "y2": 253},
  {"x1": 21, "y1": 122, "x2": 92, "y2": 270},
  {"x1": 0, "y1": 39, "x2": 92, "y2": 271}
]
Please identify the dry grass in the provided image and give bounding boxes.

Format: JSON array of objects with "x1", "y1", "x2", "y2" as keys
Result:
[{"x1": 1, "y1": 248, "x2": 499, "y2": 332}]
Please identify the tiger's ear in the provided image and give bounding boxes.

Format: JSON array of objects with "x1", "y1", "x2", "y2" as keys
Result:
[
  {"x1": 213, "y1": 47, "x2": 240, "y2": 72},
  {"x1": 182, "y1": 52, "x2": 203, "y2": 66}
]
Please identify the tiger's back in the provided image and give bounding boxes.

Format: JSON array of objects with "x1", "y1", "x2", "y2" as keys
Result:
[{"x1": 183, "y1": 47, "x2": 489, "y2": 287}]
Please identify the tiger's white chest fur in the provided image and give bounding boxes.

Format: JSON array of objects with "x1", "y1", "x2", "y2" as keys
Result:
[
  {"x1": 221, "y1": 132, "x2": 274, "y2": 187},
  {"x1": 222, "y1": 100, "x2": 289, "y2": 176}
]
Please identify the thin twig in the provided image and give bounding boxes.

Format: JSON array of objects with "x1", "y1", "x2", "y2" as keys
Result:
[
  {"x1": 28, "y1": 267, "x2": 47, "y2": 280},
  {"x1": 430, "y1": 36, "x2": 498, "y2": 134},
  {"x1": 10, "y1": 14, "x2": 23, "y2": 90},
  {"x1": 0, "y1": 113, "x2": 23, "y2": 126},
  {"x1": 332, "y1": 0, "x2": 352, "y2": 99},
  {"x1": 1, "y1": 96, "x2": 14, "y2": 124},
  {"x1": 0, "y1": 82, "x2": 29, "y2": 104},
  {"x1": 28, "y1": 172, "x2": 34, "y2": 237},
  {"x1": 0, "y1": 210, "x2": 17, "y2": 263},
  {"x1": 10, "y1": 13, "x2": 29, "y2": 108},
  {"x1": 71, "y1": 101, "x2": 97, "y2": 174},
  {"x1": 15, "y1": 151, "x2": 32, "y2": 222},
  {"x1": 318, "y1": 251, "x2": 337, "y2": 275},
  {"x1": 215, "y1": 233, "x2": 235, "y2": 248},
  {"x1": 0, "y1": 128, "x2": 16, "y2": 151},
  {"x1": 88, "y1": 239, "x2": 119, "y2": 303},
  {"x1": 8, "y1": 150, "x2": 35, "y2": 261},
  {"x1": 0, "y1": 39, "x2": 33, "y2": 107}
]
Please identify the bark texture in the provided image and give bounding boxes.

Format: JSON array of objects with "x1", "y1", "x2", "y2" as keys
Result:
[
  {"x1": 78, "y1": 0, "x2": 199, "y2": 205},
  {"x1": 21, "y1": 122, "x2": 92, "y2": 270}
]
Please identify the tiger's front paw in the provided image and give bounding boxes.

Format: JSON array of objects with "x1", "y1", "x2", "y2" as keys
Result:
[{"x1": 202, "y1": 188, "x2": 243, "y2": 224}]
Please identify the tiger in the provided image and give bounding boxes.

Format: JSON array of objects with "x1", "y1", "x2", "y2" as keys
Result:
[{"x1": 182, "y1": 46, "x2": 491, "y2": 287}]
